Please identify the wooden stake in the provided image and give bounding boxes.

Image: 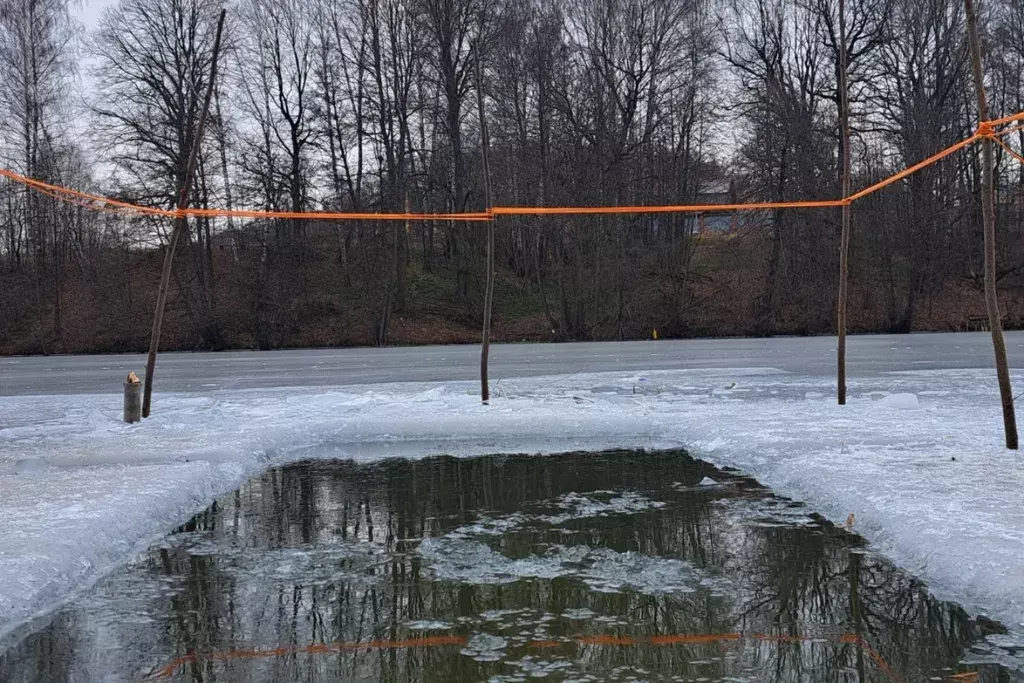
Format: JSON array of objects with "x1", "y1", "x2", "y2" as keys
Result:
[
  {"x1": 142, "y1": 10, "x2": 227, "y2": 418},
  {"x1": 474, "y1": 41, "x2": 495, "y2": 404},
  {"x1": 837, "y1": 0, "x2": 852, "y2": 406},
  {"x1": 123, "y1": 371, "x2": 142, "y2": 423},
  {"x1": 964, "y1": 0, "x2": 1018, "y2": 449}
]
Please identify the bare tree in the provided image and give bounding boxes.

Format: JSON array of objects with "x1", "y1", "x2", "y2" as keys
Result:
[
  {"x1": 725, "y1": 0, "x2": 835, "y2": 334},
  {"x1": 93, "y1": 0, "x2": 226, "y2": 412},
  {"x1": 0, "y1": 0, "x2": 77, "y2": 347},
  {"x1": 239, "y1": 0, "x2": 315, "y2": 259},
  {"x1": 357, "y1": 0, "x2": 422, "y2": 343},
  {"x1": 4, "y1": 0, "x2": 1024, "y2": 363},
  {"x1": 416, "y1": 0, "x2": 497, "y2": 308},
  {"x1": 868, "y1": 0, "x2": 971, "y2": 332},
  {"x1": 93, "y1": 0, "x2": 228, "y2": 348}
]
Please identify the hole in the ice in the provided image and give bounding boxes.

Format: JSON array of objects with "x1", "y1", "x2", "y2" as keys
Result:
[{"x1": 0, "y1": 449, "x2": 1017, "y2": 682}]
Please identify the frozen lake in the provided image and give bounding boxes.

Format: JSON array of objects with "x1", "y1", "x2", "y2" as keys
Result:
[
  {"x1": 5, "y1": 333, "x2": 1024, "y2": 678},
  {"x1": 3, "y1": 331, "x2": 1024, "y2": 396}
]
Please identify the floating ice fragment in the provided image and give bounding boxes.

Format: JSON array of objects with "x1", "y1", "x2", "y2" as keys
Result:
[
  {"x1": 561, "y1": 608, "x2": 596, "y2": 620},
  {"x1": 404, "y1": 620, "x2": 453, "y2": 631},
  {"x1": 880, "y1": 393, "x2": 920, "y2": 409},
  {"x1": 461, "y1": 633, "x2": 508, "y2": 662}
]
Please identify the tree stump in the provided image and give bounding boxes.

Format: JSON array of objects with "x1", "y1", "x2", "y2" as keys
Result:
[{"x1": 124, "y1": 372, "x2": 142, "y2": 423}]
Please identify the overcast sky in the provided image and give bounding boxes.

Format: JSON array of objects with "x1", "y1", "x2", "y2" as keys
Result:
[
  {"x1": 69, "y1": 1, "x2": 120, "y2": 167},
  {"x1": 76, "y1": 0, "x2": 117, "y2": 31}
]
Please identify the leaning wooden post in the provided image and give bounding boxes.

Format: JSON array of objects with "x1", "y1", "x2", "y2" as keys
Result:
[
  {"x1": 474, "y1": 41, "x2": 496, "y2": 404},
  {"x1": 142, "y1": 9, "x2": 227, "y2": 418},
  {"x1": 964, "y1": 0, "x2": 1018, "y2": 450},
  {"x1": 836, "y1": 0, "x2": 853, "y2": 406}
]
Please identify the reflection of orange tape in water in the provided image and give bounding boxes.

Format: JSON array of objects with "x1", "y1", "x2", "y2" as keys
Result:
[{"x1": 142, "y1": 629, "x2": 984, "y2": 682}]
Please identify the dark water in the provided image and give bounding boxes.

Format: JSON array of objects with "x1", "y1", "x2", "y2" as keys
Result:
[{"x1": 0, "y1": 450, "x2": 1019, "y2": 682}]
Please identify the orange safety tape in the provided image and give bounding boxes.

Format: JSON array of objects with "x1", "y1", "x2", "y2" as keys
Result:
[
  {"x1": 30, "y1": 183, "x2": 140, "y2": 217},
  {"x1": 845, "y1": 134, "x2": 981, "y2": 203},
  {"x1": 987, "y1": 111, "x2": 1024, "y2": 128},
  {"x1": 649, "y1": 632, "x2": 744, "y2": 645},
  {"x1": 577, "y1": 634, "x2": 640, "y2": 646},
  {"x1": 181, "y1": 207, "x2": 492, "y2": 222},
  {"x1": 994, "y1": 137, "x2": 1024, "y2": 167},
  {"x1": 144, "y1": 630, "x2": 910, "y2": 682},
  {"x1": 491, "y1": 200, "x2": 848, "y2": 216},
  {"x1": 996, "y1": 124, "x2": 1024, "y2": 138},
  {"x1": 0, "y1": 168, "x2": 171, "y2": 217},
  {"x1": 836, "y1": 633, "x2": 904, "y2": 682},
  {"x1": 4, "y1": 112, "x2": 1022, "y2": 222},
  {"x1": 0, "y1": 167, "x2": 491, "y2": 222}
]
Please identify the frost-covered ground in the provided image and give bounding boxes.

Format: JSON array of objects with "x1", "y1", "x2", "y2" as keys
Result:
[{"x1": 2, "y1": 348, "x2": 1024, "y2": 654}]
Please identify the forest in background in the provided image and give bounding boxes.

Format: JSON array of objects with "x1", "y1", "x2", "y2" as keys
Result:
[{"x1": 1, "y1": 0, "x2": 1024, "y2": 354}]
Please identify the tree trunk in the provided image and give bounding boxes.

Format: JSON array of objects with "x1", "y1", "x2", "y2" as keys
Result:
[
  {"x1": 142, "y1": 9, "x2": 226, "y2": 418},
  {"x1": 964, "y1": 0, "x2": 1018, "y2": 449},
  {"x1": 475, "y1": 43, "x2": 495, "y2": 404},
  {"x1": 836, "y1": 0, "x2": 853, "y2": 405}
]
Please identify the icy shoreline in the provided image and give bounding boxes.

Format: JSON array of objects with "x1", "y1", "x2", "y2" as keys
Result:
[{"x1": 2, "y1": 366, "x2": 1024, "y2": 648}]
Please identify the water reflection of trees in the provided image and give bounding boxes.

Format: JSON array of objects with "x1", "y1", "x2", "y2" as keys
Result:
[
  {"x1": 2, "y1": 451, "x2": 1013, "y2": 682},
  {"x1": 0, "y1": 612, "x2": 80, "y2": 683},
  {"x1": 728, "y1": 503, "x2": 1002, "y2": 682},
  {"x1": 135, "y1": 452, "x2": 727, "y2": 680},
  {"x1": 162, "y1": 453, "x2": 1002, "y2": 681}
]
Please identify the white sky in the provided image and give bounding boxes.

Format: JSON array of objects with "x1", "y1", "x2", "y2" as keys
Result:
[
  {"x1": 68, "y1": 2, "x2": 121, "y2": 178},
  {"x1": 75, "y1": 0, "x2": 117, "y2": 30}
]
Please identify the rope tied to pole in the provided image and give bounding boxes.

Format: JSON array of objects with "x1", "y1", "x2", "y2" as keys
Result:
[{"x1": 976, "y1": 120, "x2": 997, "y2": 138}]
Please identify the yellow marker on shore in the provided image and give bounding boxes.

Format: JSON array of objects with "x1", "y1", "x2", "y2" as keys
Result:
[{"x1": 652, "y1": 328, "x2": 659, "y2": 340}]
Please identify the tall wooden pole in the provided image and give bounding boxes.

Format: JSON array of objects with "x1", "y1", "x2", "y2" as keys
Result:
[
  {"x1": 142, "y1": 10, "x2": 227, "y2": 418},
  {"x1": 837, "y1": 0, "x2": 852, "y2": 406},
  {"x1": 964, "y1": 0, "x2": 1018, "y2": 450},
  {"x1": 474, "y1": 41, "x2": 495, "y2": 404}
]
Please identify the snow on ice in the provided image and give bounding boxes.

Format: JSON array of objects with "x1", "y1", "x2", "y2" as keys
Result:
[{"x1": 2, "y1": 361, "x2": 1024, "y2": 653}]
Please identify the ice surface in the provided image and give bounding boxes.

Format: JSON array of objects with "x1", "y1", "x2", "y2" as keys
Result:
[
  {"x1": 879, "y1": 392, "x2": 921, "y2": 409},
  {"x1": 576, "y1": 548, "x2": 699, "y2": 595},
  {"x1": 419, "y1": 534, "x2": 704, "y2": 596},
  {"x1": 2, "y1": 357, "x2": 1024, "y2": 650},
  {"x1": 444, "y1": 492, "x2": 665, "y2": 539},
  {"x1": 712, "y1": 496, "x2": 817, "y2": 528},
  {"x1": 11, "y1": 458, "x2": 46, "y2": 475},
  {"x1": 561, "y1": 608, "x2": 596, "y2": 620},
  {"x1": 538, "y1": 491, "x2": 665, "y2": 524},
  {"x1": 510, "y1": 656, "x2": 575, "y2": 677},
  {"x1": 419, "y1": 538, "x2": 571, "y2": 583},
  {"x1": 460, "y1": 633, "x2": 508, "y2": 662},
  {"x1": 403, "y1": 620, "x2": 454, "y2": 631}
]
